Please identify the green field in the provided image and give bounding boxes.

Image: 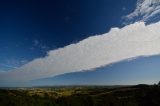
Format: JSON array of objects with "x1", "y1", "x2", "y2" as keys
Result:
[{"x1": 0, "y1": 85, "x2": 160, "y2": 106}]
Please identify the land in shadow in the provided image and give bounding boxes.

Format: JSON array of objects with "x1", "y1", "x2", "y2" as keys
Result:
[{"x1": 0, "y1": 84, "x2": 160, "y2": 106}]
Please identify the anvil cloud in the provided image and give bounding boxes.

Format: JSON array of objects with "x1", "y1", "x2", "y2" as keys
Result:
[{"x1": 0, "y1": 22, "x2": 160, "y2": 82}]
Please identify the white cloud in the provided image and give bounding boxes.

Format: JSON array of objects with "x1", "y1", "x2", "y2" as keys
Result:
[
  {"x1": 124, "y1": 0, "x2": 160, "y2": 23},
  {"x1": 1, "y1": 22, "x2": 160, "y2": 82}
]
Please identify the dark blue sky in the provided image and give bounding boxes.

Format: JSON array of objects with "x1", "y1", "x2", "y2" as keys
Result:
[{"x1": 0, "y1": 0, "x2": 136, "y2": 70}]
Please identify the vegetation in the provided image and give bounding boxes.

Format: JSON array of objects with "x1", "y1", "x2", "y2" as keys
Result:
[
  {"x1": 0, "y1": 85, "x2": 160, "y2": 106},
  {"x1": 158, "y1": 81, "x2": 160, "y2": 86}
]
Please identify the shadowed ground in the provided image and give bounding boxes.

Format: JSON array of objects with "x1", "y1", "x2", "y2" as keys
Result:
[{"x1": 0, "y1": 85, "x2": 160, "y2": 106}]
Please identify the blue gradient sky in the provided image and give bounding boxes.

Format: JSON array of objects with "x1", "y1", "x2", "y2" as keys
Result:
[
  {"x1": 0, "y1": 0, "x2": 160, "y2": 86},
  {"x1": 32, "y1": 55, "x2": 160, "y2": 86}
]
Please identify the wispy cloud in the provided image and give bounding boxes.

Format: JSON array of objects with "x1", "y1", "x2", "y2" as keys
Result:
[
  {"x1": 31, "y1": 39, "x2": 49, "y2": 51},
  {"x1": 0, "y1": 63, "x2": 18, "y2": 69},
  {"x1": 0, "y1": 70, "x2": 6, "y2": 73},
  {"x1": 33, "y1": 40, "x2": 39, "y2": 46},
  {"x1": 0, "y1": 22, "x2": 160, "y2": 82},
  {"x1": 1, "y1": 58, "x2": 29, "y2": 69},
  {"x1": 123, "y1": 0, "x2": 160, "y2": 24}
]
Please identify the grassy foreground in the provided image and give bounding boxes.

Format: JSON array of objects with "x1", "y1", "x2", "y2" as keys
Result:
[{"x1": 0, "y1": 85, "x2": 160, "y2": 106}]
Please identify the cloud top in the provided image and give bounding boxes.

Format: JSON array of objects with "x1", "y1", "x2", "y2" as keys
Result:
[{"x1": 1, "y1": 22, "x2": 160, "y2": 82}]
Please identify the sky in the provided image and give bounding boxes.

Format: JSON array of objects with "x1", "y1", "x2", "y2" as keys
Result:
[{"x1": 0, "y1": 0, "x2": 160, "y2": 86}]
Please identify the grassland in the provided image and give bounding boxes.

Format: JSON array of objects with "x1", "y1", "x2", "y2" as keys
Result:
[{"x1": 0, "y1": 85, "x2": 160, "y2": 106}]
